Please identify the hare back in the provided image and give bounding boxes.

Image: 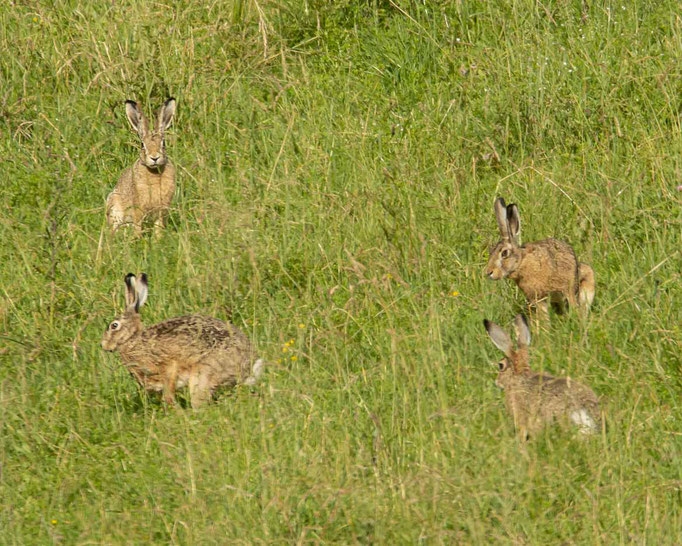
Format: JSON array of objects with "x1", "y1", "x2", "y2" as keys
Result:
[
  {"x1": 144, "y1": 315, "x2": 252, "y2": 352},
  {"x1": 520, "y1": 373, "x2": 598, "y2": 403},
  {"x1": 120, "y1": 315, "x2": 254, "y2": 392},
  {"x1": 514, "y1": 238, "x2": 579, "y2": 300},
  {"x1": 507, "y1": 373, "x2": 600, "y2": 430}
]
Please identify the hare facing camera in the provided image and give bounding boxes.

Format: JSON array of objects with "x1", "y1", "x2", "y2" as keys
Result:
[
  {"x1": 106, "y1": 98, "x2": 176, "y2": 236},
  {"x1": 483, "y1": 314, "x2": 601, "y2": 438},
  {"x1": 485, "y1": 197, "x2": 595, "y2": 318},
  {"x1": 102, "y1": 273, "x2": 265, "y2": 408}
]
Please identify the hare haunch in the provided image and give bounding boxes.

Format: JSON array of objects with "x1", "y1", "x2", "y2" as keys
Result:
[
  {"x1": 485, "y1": 197, "x2": 595, "y2": 318},
  {"x1": 106, "y1": 98, "x2": 176, "y2": 236},
  {"x1": 102, "y1": 273, "x2": 265, "y2": 408},
  {"x1": 484, "y1": 314, "x2": 601, "y2": 438}
]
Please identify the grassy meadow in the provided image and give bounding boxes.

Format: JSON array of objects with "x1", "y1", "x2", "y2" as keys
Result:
[{"x1": 1, "y1": 0, "x2": 681, "y2": 542}]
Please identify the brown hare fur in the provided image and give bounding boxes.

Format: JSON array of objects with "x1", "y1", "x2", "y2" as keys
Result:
[
  {"x1": 106, "y1": 98, "x2": 176, "y2": 236},
  {"x1": 484, "y1": 314, "x2": 601, "y2": 438},
  {"x1": 101, "y1": 273, "x2": 265, "y2": 408},
  {"x1": 485, "y1": 197, "x2": 595, "y2": 318}
]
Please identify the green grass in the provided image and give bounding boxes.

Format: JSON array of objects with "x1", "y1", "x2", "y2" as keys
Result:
[{"x1": 1, "y1": 0, "x2": 681, "y2": 542}]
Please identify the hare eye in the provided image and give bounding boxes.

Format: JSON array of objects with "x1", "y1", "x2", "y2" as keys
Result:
[
  {"x1": 498, "y1": 361, "x2": 506, "y2": 371},
  {"x1": 501, "y1": 249, "x2": 511, "y2": 259},
  {"x1": 110, "y1": 321, "x2": 120, "y2": 330}
]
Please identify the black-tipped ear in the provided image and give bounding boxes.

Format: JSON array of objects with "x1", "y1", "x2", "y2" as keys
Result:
[
  {"x1": 506, "y1": 203, "x2": 521, "y2": 243},
  {"x1": 135, "y1": 273, "x2": 149, "y2": 312},
  {"x1": 494, "y1": 197, "x2": 510, "y2": 239},
  {"x1": 484, "y1": 318, "x2": 513, "y2": 356},
  {"x1": 514, "y1": 314, "x2": 531, "y2": 347},
  {"x1": 125, "y1": 100, "x2": 148, "y2": 136},
  {"x1": 124, "y1": 273, "x2": 136, "y2": 308},
  {"x1": 157, "y1": 98, "x2": 176, "y2": 132}
]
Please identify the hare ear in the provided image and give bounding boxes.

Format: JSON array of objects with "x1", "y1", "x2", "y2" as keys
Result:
[
  {"x1": 506, "y1": 204, "x2": 521, "y2": 244},
  {"x1": 514, "y1": 314, "x2": 531, "y2": 347},
  {"x1": 135, "y1": 273, "x2": 149, "y2": 312},
  {"x1": 484, "y1": 319, "x2": 513, "y2": 357},
  {"x1": 156, "y1": 98, "x2": 176, "y2": 133},
  {"x1": 125, "y1": 100, "x2": 149, "y2": 137},
  {"x1": 124, "y1": 273, "x2": 137, "y2": 309},
  {"x1": 494, "y1": 197, "x2": 510, "y2": 239}
]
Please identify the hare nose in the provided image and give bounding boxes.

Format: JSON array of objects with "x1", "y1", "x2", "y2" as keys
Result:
[{"x1": 150, "y1": 154, "x2": 160, "y2": 162}]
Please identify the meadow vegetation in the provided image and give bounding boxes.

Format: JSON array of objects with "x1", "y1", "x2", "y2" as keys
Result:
[{"x1": 1, "y1": 0, "x2": 681, "y2": 542}]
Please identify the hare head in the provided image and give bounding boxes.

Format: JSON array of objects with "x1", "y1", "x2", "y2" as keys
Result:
[
  {"x1": 102, "y1": 273, "x2": 148, "y2": 352},
  {"x1": 485, "y1": 197, "x2": 522, "y2": 280},
  {"x1": 125, "y1": 99, "x2": 176, "y2": 169},
  {"x1": 483, "y1": 314, "x2": 531, "y2": 389}
]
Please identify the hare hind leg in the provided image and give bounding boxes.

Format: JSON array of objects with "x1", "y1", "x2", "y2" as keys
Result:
[
  {"x1": 106, "y1": 193, "x2": 126, "y2": 232},
  {"x1": 106, "y1": 193, "x2": 143, "y2": 236},
  {"x1": 162, "y1": 361, "x2": 179, "y2": 406},
  {"x1": 189, "y1": 372, "x2": 213, "y2": 409}
]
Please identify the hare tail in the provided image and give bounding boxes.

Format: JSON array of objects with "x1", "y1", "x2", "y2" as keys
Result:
[
  {"x1": 243, "y1": 359, "x2": 266, "y2": 386},
  {"x1": 578, "y1": 263, "x2": 595, "y2": 309},
  {"x1": 569, "y1": 409, "x2": 598, "y2": 434}
]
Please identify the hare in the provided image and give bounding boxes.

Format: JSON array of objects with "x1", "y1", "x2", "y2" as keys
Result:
[
  {"x1": 484, "y1": 314, "x2": 601, "y2": 438},
  {"x1": 101, "y1": 273, "x2": 265, "y2": 408},
  {"x1": 106, "y1": 98, "x2": 176, "y2": 236},
  {"x1": 485, "y1": 197, "x2": 595, "y2": 319}
]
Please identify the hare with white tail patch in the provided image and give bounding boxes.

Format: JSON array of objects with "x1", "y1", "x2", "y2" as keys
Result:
[
  {"x1": 106, "y1": 98, "x2": 176, "y2": 236},
  {"x1": 485, "y1": 197, "x2": 595, "y2": 319},
  {"x1": 102, "y1": 273, "x2": 265, "y2": 408},
  {"x1": 484, "y1": 314, "x2": 601, "y2": 438}
]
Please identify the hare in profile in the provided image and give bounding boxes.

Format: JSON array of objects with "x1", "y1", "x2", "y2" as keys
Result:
[
  {"x1": 485, "y1": 197, "x2": 595, "y2": 319},
  {"x1": 101, "y1": 273, "x2": 265, "y2": 408},
  {"x1": 484, "y1": 314, "x2": 601, "y2": 438},
  {"x1": 106, "y1": 98, "x2": 176, "y2": 237}
]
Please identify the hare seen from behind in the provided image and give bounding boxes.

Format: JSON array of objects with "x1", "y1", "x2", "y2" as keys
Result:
[
  {"x1": 484, "y1": 314, "x2": 601, "y2": 438},
  {"x1": 102, "y1": 273, "x2": 265, "y2": 408},
  {"x1": 485, "y1": 197, "x2": 595, "y2": 319},
  {"x1": 106, "y1": 98, "x2": 176, "y2": 237}
]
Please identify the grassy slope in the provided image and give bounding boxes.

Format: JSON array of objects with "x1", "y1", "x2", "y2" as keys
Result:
[{"x1": 1, "y1": 0, "x2": 681, "y2": 542}]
